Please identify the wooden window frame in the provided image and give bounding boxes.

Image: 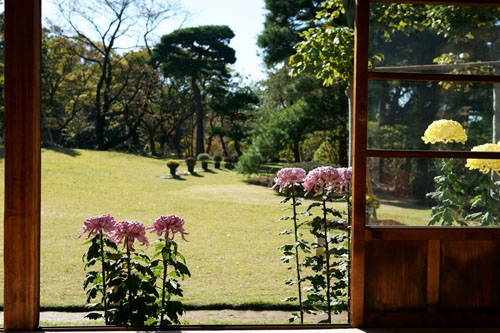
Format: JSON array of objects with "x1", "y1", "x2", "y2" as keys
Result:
[
  {"x1": 351, "y1": 0, "x2": 500, "y2": 327},
  {"x1": 6, "y1": 0, "x2": 500, "y2": 330}
]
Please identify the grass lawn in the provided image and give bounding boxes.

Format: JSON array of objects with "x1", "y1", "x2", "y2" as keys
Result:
[
  {"x1": 0, "y1": 147, "x2": 434, "y2": 311},
  {"x1": 0, "y1": 148, "x2": 319, "y2": 309}
]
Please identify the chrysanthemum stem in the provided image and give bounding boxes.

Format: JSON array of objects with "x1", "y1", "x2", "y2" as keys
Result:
[
  {"x1": 322, "y1": 192, "x2": 332, "y2": 323},
  {"x1": 126, "y1": 238, "x2": 132, "y2": 314},
  {"x1": 160, "y1": 237, "x2": 169, "y2": 325},
  {"x1": 291, "y1": 187, "x2": 304, "y2": 324},
  {"x1": 99, "y1": 233, "x2": 108, "y2": 325}
]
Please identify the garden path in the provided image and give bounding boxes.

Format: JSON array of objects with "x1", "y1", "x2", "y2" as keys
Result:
[{"x1": 0, "y1": 310, "x2": 347, "y2": 325}]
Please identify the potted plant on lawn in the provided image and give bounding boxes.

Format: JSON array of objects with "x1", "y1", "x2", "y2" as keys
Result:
[
  {"x1": 197, "y1": 153, "x2": 211, "y2": 171},
  {"x1": 223, "y1": 156, "x2": 233, "y2": 169},
  {"x1": 185, "y1": 156, "x2": 196, "y2": 173},
  {"x1": 213, "y1": 155, "x2": 222, "y2": 169},
  {"x1": 166, "y1": 160, "x2": 180, "y2": 177}
]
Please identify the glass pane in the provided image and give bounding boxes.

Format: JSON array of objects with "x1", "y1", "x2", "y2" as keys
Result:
[
  {"x1": 369, "y1": 4, "x2": 500, "y2": 76},
  {"x1": 368, "y1": 80, "x2": 497, "y2": 151},
  {"x1": 366, "y1": 157, "x2": 500, "y2": 227}
]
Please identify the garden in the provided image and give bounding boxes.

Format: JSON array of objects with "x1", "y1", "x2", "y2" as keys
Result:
[
  {"x1": 1, "y1": 0, "x2": 499, "y2": 328},
  {"x1": 0, "y1": 147, "x2": 430, "y2": 325}
]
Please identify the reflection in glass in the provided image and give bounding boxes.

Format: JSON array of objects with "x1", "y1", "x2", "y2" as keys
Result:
[
  {"x1": 366, "y1": 157, "x2": 500, "y2": 227},
  {"x1": 367, "y1": 80, "x2": 495, "y2": 151},
  {"x1": 369, "y1": 4, "x2": 500, "y2": 75}
]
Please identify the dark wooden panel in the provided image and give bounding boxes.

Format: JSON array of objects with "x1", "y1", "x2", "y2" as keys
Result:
[
  {"x1": 351, "y1": 0, "x2": 370, "y2": 326},
  {"x1": 4, "y1": 0, "x2": 41, "y2": 331},
  {"x1": 367, "y1": 149, "x2": 500, "y2": 159},
  {"x1": 426, "y1": 240, "x2": 440, "y2": 312},
  {"x1": 368, "y1": 71, "x2": 500, "y2": 84},
  {"x1": 440, "y1": 241, "x2": 500, "y2": 310},
  {"x1": 365, "y1": 240, "x2": 427, "y2": 311},
  {"x1": 366, "y1": 227, "x2": 500, "y2": 241},
  {"x1": 371, "y1": 0, "x2": 500, "y2": 6},
  {"x1": 365, "y1": 311, "x2": 500, "y2": 328}
]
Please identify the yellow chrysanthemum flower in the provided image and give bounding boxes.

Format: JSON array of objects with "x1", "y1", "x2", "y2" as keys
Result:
[
  {"x1": 465, "y1": 143, "x2": 500, "y2": 174},
  {"x1": 421, "y1": 119, "x2": 467, "y2": 144}
]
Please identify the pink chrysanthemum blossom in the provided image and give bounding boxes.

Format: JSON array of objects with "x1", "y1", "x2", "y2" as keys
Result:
[
  {"x1": 108, "y1": 221, "x2": 149, "y2": 252},
  {"x1": 271, "y1": 168, "x2": 306, "y2": 192},
  {"x1": 338, "y1": 167, "x2": 352, "y2": 192},
  {"x1": 147, "y1": 215, "x2": 189, "y2": 242},
  {"x1": 77, "y1": 214, "x2": 116, "y2": 239},
  {"x1": 303, "y1": 166, "x2": 343, "y2": 196}
]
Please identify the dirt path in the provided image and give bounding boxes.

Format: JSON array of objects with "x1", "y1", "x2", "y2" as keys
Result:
[{"x1": 0, "y1": 310, "x2": 347, "y2": 325}]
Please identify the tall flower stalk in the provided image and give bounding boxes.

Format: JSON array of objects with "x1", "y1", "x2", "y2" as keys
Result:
[
  {"x1": 273, "y1": 167, "x2": 307, "y2": 323},
  {"x1": 108, "y1": 220, "x2": 150, "y2": 323},
  {"x1": 303, "y1": 166, "x2": 352, "y2": 323},
  {"x1": 77, "y1": 214, "x2": 115, "y2": 325},
  {"x1": 148, "y1": 215, "x2": 189, "y2": 325}
]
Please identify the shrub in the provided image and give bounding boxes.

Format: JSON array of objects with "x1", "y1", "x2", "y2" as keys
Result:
[
  {"x1": 166, "y1": 160, "x2": 180, "y2": 168},
  {"x1": 197, "y1": 153, "x2": 211, "y2": 161},
  {"x1": 312, "y1": 140, "x2": 338, "y2": 164},
  {"x1": 213, "y1": 155, "x2": 222, "y2": 162},
  {"x1": 185, "y1": 157, "x2": 196, "y2": 167},
  {"x1": 286, "y1": 161, "x2": 337, "y2": 173},
  {"x1": 236, "y1": 148, "x2": 264, "y2": 175}
]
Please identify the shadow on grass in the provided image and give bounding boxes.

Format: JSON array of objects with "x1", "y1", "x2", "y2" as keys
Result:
[
  {"x1": 34, "y1": 302, "x2": 302, "y2": 312},
  {"x1": 171, "y1": 175, "x2": 187, "y2": 181},
  {"x1": 380, "y1": 199, "x2": 431, "y2": 210},
  {"x1": 44, "y1": 146, "x2": 81, "y2": 157},
  {"x1": 189, "y1": 172, "x2": 204, "y2": 177}
]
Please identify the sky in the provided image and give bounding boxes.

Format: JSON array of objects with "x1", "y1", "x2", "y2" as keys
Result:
[{"x1": 41, "y1": 0, "x2": 268, "y2": 83}]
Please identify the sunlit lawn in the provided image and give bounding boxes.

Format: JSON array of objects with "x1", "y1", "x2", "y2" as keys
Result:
[
  {"x1": 0, "y1": 148, "x2": 433, "y2": 309},
  {"x1": 0, "y1": 148, "x2": 310, "y2": 308}
]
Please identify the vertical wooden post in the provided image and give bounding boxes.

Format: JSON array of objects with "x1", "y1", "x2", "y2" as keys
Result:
[
  {"x1": 351, "y1": 0, "x2": 369, "y2": 327},
  {"x1": 4, "y1": 0, "x2": 41, "y2": 331}
]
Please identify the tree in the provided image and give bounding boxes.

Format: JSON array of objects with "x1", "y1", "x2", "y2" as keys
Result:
[
  {"x1": 54, "y1": 0, "x2": 182, "y2": 150},
  {"x1": 209, "y1": 85, "x2": 259, "y2": 156},
  {"x1": 41, "y1": 29, "x2": 95, "y2": 146},
  {"x1": 257, "y1": 0, "x2": 323, "y2": 66},
  {"x1": 151, "y1": 25, "x2": 236, "y2": 155}
]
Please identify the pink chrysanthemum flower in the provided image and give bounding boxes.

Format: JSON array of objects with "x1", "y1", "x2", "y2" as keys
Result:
[
  {"x1": 147, "y1": 215, "x2": 189, "y2": 241},
  {"x1": 338, "y1": 167, "x2": 352, "y2": 192},
  {"x1": 108, "y1": 221, "x2": 149, "y2": 252},
  {"x1": 303, "y1": 166, "x2": 343, "y2": 196},
  {"x1": 271, "y1": 168, "x2": 306, "y2": 192},
  {"x1": 77, "y1": 214, "x2": 116, "y2": 239}
]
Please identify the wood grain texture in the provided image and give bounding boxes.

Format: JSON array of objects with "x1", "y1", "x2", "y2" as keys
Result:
[
  {"x1": 351, "y1": 0, "x2": 370, "y2": 327},
  {"x1": 365, "y1": 240, "x2": 427, "y2": 311},
  {"x1": 440, "y1": 241, "x2": 500, "y2": 310},
  {"x1": 3, "y1": 0, "x2": 41, "y2": 331},
  {"x1": 426, "y1": 240, "x2": 440, "y2": 312},
  {"x1": 368, "y1": 71, "x2": 500, "y2": 83},
  {"x1": 371, "y1": 0, "x2": 500, "y2": 6},
  {"x1": 367, "y1": 149, "x2": 500, "y2": 159},
  {"x1": 366, "y1": 227, "x2": 500, "y2": 241},
  {"x1": 364, "y1": 311, "x2": 500, "y2": 328}
]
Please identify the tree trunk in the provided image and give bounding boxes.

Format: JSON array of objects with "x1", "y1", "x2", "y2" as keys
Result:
[
  {"x1": 234, "y1": 140, "x2": 242, "y2": 156},
  {"x1": 206, "y1": 135, "x2": 213, "y2": 154},
  {"x1": 220, "y1": 134, "x2": 228, "y2": 156},
  {"x1": 148, "y1": 130, "x2": 157, "y2": 156},
  {"x1": 293, "y1": 141, "x2": 300, "y2": 163},
  {"x1": 191, "y1": 77, "x2": 205, "y2": 155},
  {"x1": 96, "y1": 113, "x2": 105, "y2": 150},
  {"x1": 338, "y1": 120, "x2": 349, "y2": 167}
]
